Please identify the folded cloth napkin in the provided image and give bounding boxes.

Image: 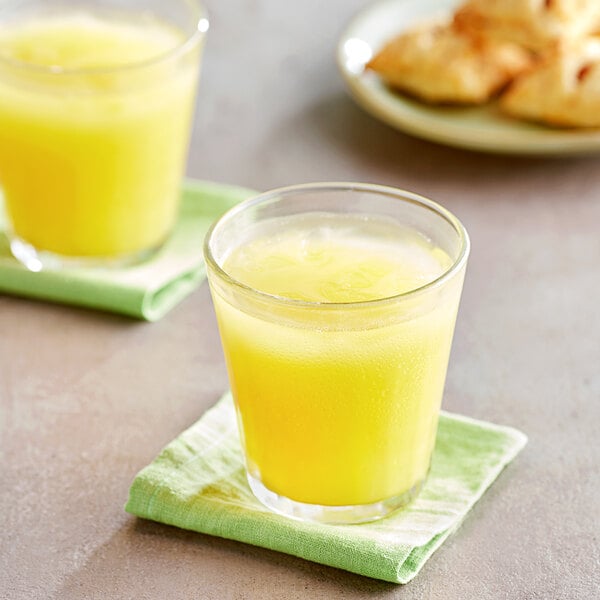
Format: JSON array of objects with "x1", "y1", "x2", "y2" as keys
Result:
[
  {"x1": 126, "y1": 392, "x2": 527, "y2": 583},
  {"x1": 0, "y1": 180, "x2": 255, "y2": 321}
]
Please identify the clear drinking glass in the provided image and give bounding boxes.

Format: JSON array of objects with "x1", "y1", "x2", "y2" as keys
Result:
[
  {"x1": 204, "y1": 183, "x2": 470, "y2": 524},
  {"x1": 0, "y1": 0, "x2": 207, "y2": 271}
]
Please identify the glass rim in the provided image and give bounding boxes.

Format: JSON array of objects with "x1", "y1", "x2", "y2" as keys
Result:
[
  {"x1": 204, "y1": 182, "x2": 470, "y2": 310},
  {"x1": 0, "y1": 0, "x2": 208, "y2": 76}
]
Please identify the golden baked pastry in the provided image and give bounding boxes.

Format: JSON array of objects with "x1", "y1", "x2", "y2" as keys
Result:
[
  {"x1": 500, "y1": 39, "x2": 600, "y2": 127},
  {"x1": 366, "y1": 21, "x2": 533, "y2": 104},
  {"x1": 455, "y1": 0, "x2": 600, "y2": 53}
]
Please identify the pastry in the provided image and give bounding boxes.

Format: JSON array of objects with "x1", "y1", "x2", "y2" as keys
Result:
[
  {"x1": 500, "y1": 39, "x2": 600, "y2": 127},
  {"x1": 366, "y1": 20, "x2": 533, "y2": 105},
  {"x1": 454, "y1": 0, "x2": 600, "y2": 53}
]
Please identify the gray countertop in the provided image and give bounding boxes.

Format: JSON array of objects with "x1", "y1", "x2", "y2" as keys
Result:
[{"x1": 2, "y1": 1, "x2": 599, "y2": 598}]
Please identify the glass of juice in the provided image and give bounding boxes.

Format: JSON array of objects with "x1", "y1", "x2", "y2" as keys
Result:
[
  {"x1": 204, "y1": 183, "x2": 470, "y2": 524},
  {"x1": 0, "y1": 0, "x2": 207, "y2": 271}
]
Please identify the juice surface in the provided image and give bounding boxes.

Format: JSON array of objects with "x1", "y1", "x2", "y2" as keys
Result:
[
  {"x1": 0, "y1": 12, "x2": 199, "y2": 257},
  {"x1": 224, "y1": 217, "x2": 452, "y2": 302},
  {"x1": 0, "y1": 13, "x2": 181, "y2": 69},
  {"x1": 212, "y1": 214, "x2": 463, "y2": 506}
]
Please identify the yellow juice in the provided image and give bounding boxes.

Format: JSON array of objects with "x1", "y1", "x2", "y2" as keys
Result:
[
  {"x1": 211, "y1": 214, "x2": 463, "y2": 507},
  {"x1": 0, "y1": 12, "x2": 201, "y2": 257}
]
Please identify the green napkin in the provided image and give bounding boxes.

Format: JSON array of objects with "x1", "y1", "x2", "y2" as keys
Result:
[
  {"x1": 126, "y1": 392, "x2": 527, "y2": 583},
  {"x1": 0, "y1": 180, "x2": 255, "y2": 321}
]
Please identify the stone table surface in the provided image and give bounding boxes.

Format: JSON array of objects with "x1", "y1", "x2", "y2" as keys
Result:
[{"x1": 2, "y1": 1, "x2": 599, "y2": 598}]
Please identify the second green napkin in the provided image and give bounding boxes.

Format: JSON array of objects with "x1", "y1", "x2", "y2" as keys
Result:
[{"x1": 0, "y1": 179, "x2": 255, "y2": 321}]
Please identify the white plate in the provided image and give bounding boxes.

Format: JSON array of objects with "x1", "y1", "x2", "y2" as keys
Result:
[{"x1": 337, "y1": 0, "x2": 600, "y2": 155}]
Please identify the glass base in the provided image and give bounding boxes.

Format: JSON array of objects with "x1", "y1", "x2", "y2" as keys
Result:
[
  {"x1": 247, "y1": 472, "x2": 425, "y2": 525},
  {"x1": 9, "y1": 233, "x2": 163, "y2": 272}
]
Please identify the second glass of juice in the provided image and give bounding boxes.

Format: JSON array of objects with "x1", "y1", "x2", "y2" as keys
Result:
[
  {"x1": 204, "y1": 183, "x2": 470, "y2": 524},
  {"x1": 0, "y1": 0, "x2": 207, "y2": 270}
]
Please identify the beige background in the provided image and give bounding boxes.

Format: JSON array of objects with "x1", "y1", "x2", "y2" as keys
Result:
[{"x1": 2, "y1": 1, "x2": 599, "y2": 598}]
